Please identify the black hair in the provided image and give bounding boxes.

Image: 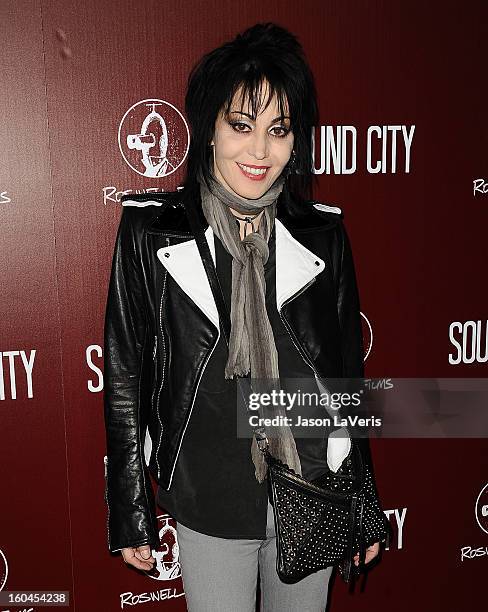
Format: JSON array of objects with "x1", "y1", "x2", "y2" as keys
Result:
[{"x1": 181, "y1": 22, "x2": 319, "y2": 218}]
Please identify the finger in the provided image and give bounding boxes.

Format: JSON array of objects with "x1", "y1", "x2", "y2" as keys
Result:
[
  {"x1": 127, "y1": 557, "x2": 154, "y2": 571},
  {"x1": 122, "y1": 548, "x2": 154, "y2": 571},
  {"x1": 135, "y1": 546, "x2": 155, "y2": 564},
  {"x1": 137, "y1": 545, "x2": 153, "y2": 559},
  {"x1": 364, "y1": 547, "x2": 380, "y2": 565},
  {"x1": 353, "y1": 547, "x2": 379, "y2": 567}
]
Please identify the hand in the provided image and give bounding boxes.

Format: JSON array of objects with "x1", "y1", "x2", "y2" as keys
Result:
[
  {"x1": 353, "y1": 541, "x2": 380, "y2": 567},
  {"x1": 121, "y1": 544, "x2": 155, "y2": 571}
]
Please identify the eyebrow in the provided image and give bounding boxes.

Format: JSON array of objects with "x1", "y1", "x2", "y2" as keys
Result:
[{"x1": 229, "y1": 110, "x2": 290, "y2": 123}]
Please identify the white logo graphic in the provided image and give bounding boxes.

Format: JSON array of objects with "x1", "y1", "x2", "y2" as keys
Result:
[
  {"x1": 118, "y1": 99, "x2": 189, "y2": 178},
  {"x1": 0, "y1": 547, "x2": 8, "y2": 591},
  {"x1": 147, "y1": 514, "x2": 181, "y2": 581},
  {"x1": 460, "y1": 482, "x2": 488, "y2": 561},
  {"x1": 475, "y1": 482, "x2": 488, "y2": 534},
  {"x1": 361, "y1": 311, "x2": 373, "y2": 362}
]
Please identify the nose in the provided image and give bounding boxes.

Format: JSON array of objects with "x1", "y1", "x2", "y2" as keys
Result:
[{"x1": 248, "y1": 128, "x2": 269, "y2": 161}]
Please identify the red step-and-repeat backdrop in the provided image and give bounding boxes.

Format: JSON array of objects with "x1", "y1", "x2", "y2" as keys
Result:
[{"x1": 1, "y1": 1, "x2": 487, "y2": 610}]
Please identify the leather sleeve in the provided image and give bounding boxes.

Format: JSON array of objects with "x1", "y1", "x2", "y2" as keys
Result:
[
  {"x1": 103, "y1": 206, "x2": 160, "y2": 553},
  {"x1": 336, "y1": 219, "x2": 382, "y2": 499}
]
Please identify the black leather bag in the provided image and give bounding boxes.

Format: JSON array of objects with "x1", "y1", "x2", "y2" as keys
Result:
[{"x1": 184, "y1": 199, "x2": 391, "y2": 584}]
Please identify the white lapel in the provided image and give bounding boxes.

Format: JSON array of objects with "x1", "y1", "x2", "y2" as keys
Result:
[
  {"x1": 156, "y1": 225, "x2": 219, "y2": 329},
  {"x1": 155, "y1": 218, "x2": 325, "y2": 330},
  {"x1": 274, "y1": 218, "x2": 325, "y2": 310}
]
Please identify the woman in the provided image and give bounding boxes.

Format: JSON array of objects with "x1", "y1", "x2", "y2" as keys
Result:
[{"x1": 104, "y1": 22, "x2": 385, "y2": 611}]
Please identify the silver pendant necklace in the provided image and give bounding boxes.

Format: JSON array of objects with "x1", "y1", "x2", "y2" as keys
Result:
[{"x1": 233, "y1": 212, "x2": 261, "y2": 237}]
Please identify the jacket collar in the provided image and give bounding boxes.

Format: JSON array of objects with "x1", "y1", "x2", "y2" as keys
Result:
[{"x1": 155, "y1": 219, "x2": 325, "y2": 330}]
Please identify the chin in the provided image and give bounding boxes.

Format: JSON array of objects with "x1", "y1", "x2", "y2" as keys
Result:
[
  {"x1": 229, "y1": 172, "x2": 278, "y2": 199},
  {"x1": 233, "y1": 183, "x2": 269, "y2": 200}
]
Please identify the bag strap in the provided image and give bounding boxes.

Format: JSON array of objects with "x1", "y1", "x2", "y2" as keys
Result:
[{"x1": 183, "y1": 199, "x2": 269, "y2": 450}]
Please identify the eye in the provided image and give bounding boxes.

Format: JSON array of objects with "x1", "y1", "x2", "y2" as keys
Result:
[
  {"x1": 270, "y1": 126, "x2": 291, "y2": 138},
  {"x1": 229, "y1": 121, "x2": 251, "y2": 133}
]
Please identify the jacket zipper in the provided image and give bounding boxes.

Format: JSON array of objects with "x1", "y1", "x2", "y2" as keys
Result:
[
  {"x1": 150, "y1": 333, "x2": 158, "y2": 467},
  {"x1": 150, "y1": 334, "x2": 158, "y2": 410},
  {"x1": 149, "y1": 231, "x2": 194, "y2": 239},
  {"x1": 167, "y1": 325, "x2": 220, "y2": 488},
  {"x1": 278, "y1": 276, "x2": 318, "y2": 374},
  {"x1": 104, "y1": 455, "x2": 111, "y2": 551},
  {"x1": 278, "y1": 276, "x2": 332, "y2": 394},
  {"x1": 155, "y1": 239, "x2": 170, "y2": 480}
]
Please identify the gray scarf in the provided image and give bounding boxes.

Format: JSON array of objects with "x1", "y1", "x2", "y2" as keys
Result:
[{"x1": 197, "y1": 167, "x2": 302, "y2": 483}]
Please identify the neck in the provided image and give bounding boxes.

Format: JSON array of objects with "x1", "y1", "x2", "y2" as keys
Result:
[{"x1": 229, "y1": 207, "x2": 264, "y2": 240}]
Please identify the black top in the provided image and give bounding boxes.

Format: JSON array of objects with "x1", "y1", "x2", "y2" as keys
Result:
[{"x1": 156, "y1": 223, "x2": 330, "y2": 538}]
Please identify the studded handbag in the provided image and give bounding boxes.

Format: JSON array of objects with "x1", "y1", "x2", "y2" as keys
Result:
[
  {"x1": 257, "y1": 431, "x2": 391, "y2": 583},
  {"x1": 184, "y1": 199, "x2": 392, "y2": 584}
]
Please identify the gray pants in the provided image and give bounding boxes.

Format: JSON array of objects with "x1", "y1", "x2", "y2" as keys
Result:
[{"x1": 175, "y1": 501, "x2": 333, "y2": 612}]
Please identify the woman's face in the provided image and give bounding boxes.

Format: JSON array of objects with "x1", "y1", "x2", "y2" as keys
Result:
[{"x1": 210, "y1": 83, "x2": 294, "y2": 199}]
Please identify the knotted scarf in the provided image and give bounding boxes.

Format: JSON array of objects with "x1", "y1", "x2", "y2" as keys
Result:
[{"x1": 196, "y1": 165, "x2": 302, "y2": 483}]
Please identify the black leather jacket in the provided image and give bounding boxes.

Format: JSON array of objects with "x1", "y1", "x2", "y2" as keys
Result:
[{"x1": 103, "y1": 188, "x2": 374, "y2": 553}]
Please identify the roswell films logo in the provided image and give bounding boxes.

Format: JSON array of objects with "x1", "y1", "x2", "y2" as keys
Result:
[
  {"x1": 460, "y1": 482, "x2": 488, "y2": 561},
  {"x1": 118, "y1": 99, "x2": 189, "y2": 178},
  {"x1": 475, "y1": 482, "x2": 488, "y2": 535}
]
